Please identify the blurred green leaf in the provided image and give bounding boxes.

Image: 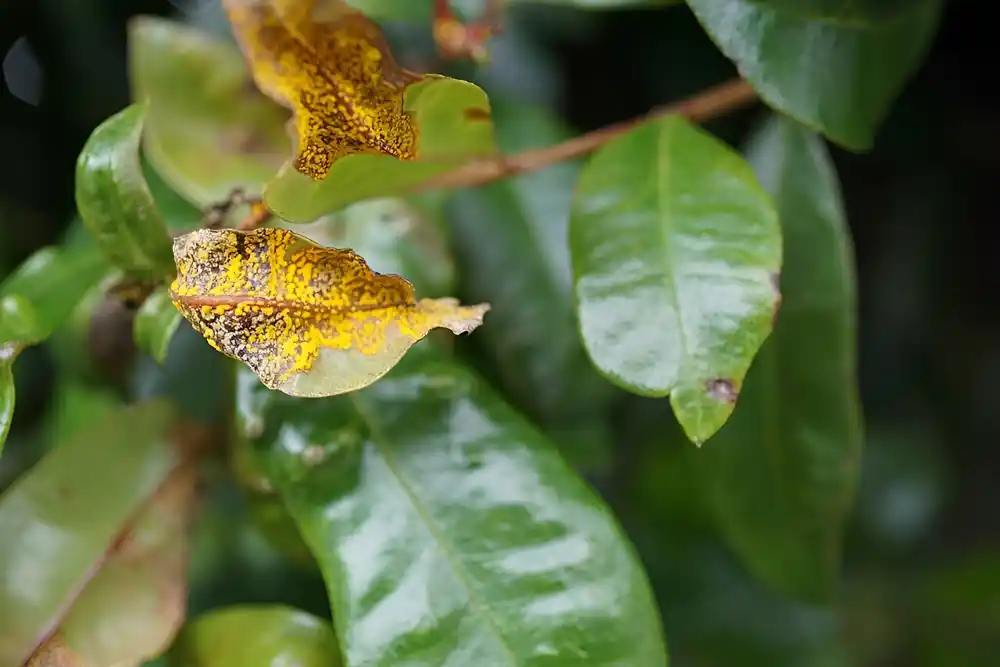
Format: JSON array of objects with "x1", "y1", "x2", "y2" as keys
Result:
[
  {"x1": 135, "y1": 287, "x2": 182, "y2": 364},
  {"x1": 345, "y1": 0, "x2": 678, "y2": 21},
  {"x1": 0, "y1": 363, "x2": 13, "y2": 454},
  {"x1": 0, "y1": 401, "x2": 175, "y2": 666},
  {"x1": 75, "y1": 103, "x2": 175, "y2": 279},
  {"x1": 170, "y1": 605, "x2": 340, "y2": 667},
  {"x1": 446, "y1": 98, "x2": 614, "y2": 469},
  {"x1": 570, "y1": 115, "x2": 781, "y2": 444},
  {"x1": 50, "y1": 464, "x2": 195, "y2": 667},
  {"x1": 237, "y1": 342, "x2": 668, "y2": 667},
  {"x1": 44, "y1": 381, "x2": 123, "y2": 447},
  {"x1": 0, "y1": 244, "x2": 107, "y2": 348},
  {"x1": 689, "y1": 114, "x2": 862, "y2": 602},
  {"x1": 129, "y1": 16, "x2": 291, "y2": 207},
  {"x1": 685, "y1": 0, "x2": 944, "y2": 149},
  {"x1": 265, "y1": 77, "x2": 496, "y2": 222},
  {"x1": 278, "y1": 197, "x2": 456, "y2": 298}
]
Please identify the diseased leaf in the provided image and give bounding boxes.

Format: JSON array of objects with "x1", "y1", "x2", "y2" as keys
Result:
[
  {"x1": 129, "y1": 15, "x2": 291, "y2": 207},
  {"x1": 223, "y1": 0, "x2": 496, "y2": 221},
  {"x1": 691, "y1": 115, "x2": 862, "y2": 602},
  {"x1": 446, "y1": 98, "x2": 615, "y2": 468},
  {"x1": 170, "y1": 605, "x2": 341, "y2": 667},
  {"x1": 0, "y1": 401, "x2": 175, "y2": 667},
  {"x1": 570, "y1": 115, "x2": 781, "y2": 444},
  {"x1": 75, "y1": 103, "x2": 175, "y2": 279},
  {"x1": 685, "y1": 0, "x2": 943, "y2": 149},
  {"x1": 237, "y1": 342, "x2": 669, "y2": 667},
  {"x1": 169, "y1": 227, "x2": 489, "y2": 397},
  {"x1": 135, "y1": 286, "x2": 183, "y2": 364}
]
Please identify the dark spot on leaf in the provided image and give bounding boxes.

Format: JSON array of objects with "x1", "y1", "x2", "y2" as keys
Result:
[
  {"x1": 463, "y1": 106, "x2": 491, "y2": 122},
  {"x1": 706, "y1": 378, "x2": 738, "y2": 404}
]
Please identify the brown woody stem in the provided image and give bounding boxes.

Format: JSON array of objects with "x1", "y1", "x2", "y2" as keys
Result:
[{"x1": 422, "y1": 78, "x2": 758, "y2": 191}]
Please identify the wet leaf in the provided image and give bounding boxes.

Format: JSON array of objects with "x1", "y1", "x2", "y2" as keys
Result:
[
  {"x1": 129, "y1": 16, "x2": 291, "y2": 207},
  {"x1": 135, "y1": 286, "x2": 183, "y2": 364},
  {"x1": 570, "y1": 115, "x2": 781, "y2": 444},
  {"x1": 75, "y1": 104, "x2": 175, "y2": 279},
  {"x1": 686, "y1": 0, "x2": 943, "y2": 149},
  {"x1": 223, "y1": 0, "x2": 496, "y2": 221},
  {"x1": 170, "y1": 605, "x2": 341, "y2": 667},
  {"x1": 237, "y1": 342, "x2": 669, "y2": 667},
  {"x1": 40, "y1": 464, "x2": 196, "y2": 667},
  {"x1": 169, "y1": 227, "x2": 489, "y2": 397},
  {"x1": 0, "y1": 401, "x2": 175, "y2": 667},
  {"x1": 446, "y1": 98, "x2": 615, "y2": 469},
  {"x1": 691, "y1": 115, "x2": 862, "y2": 602}
]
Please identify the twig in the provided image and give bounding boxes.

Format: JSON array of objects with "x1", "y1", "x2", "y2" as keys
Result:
[{"x1": 422, "y1": 77, "x2": 758, "y2": 191}]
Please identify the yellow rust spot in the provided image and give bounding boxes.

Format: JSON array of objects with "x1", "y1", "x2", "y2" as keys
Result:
[
  {"x1": 222, "y1": 0, "x2": 421, "y2": 180},
  {"x1": 168, "y1": 227, "x2": 489, "y2": 395}
]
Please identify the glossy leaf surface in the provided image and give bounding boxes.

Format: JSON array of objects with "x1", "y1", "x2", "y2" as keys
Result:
[
  {"x1": 75, "y1": 103, "x2": 175, "y2": 278},
  {"x1": 570, "y1": 115, "x2": 781, "y2": 444},
  {"x1": 237, "y1": 343, "x2": 668, "y2": 667},
  {"x1": 129, "y1": 15, "x2": 291, "y2": 207},
  {"x1": 221, "y1": 0, "x2": 496, "y2": 220},
  {"x1": 0, "y1": 401, "x2": 175, "y2": 666},
  {"x1": 686, "y1": 0, "x2": 943, "y2": 149},
  {"x1": 135, "y1": 286, "x2": 183, "y2": 364},
  {"x1": 693, "y1": 115, "x2": 862, "y2": 601},
  {"x1": 446, "y1": 99, "x2": 614, "y2": 465},
  {"x1": 170, "y1": 605, "x2": 341, "y2": 667}
]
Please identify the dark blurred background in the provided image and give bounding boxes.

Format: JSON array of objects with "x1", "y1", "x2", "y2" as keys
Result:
[{"x1": 2, "y1": 1, "x2": 997, "y2": 666}]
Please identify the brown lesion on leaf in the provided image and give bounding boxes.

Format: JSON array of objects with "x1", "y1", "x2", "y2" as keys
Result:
[
  {"x1": 223, "y1": 0, "x2": 422, "y2": 181},
  {"x1": 706, "y1": 378, "x2": 739, "y2": 404},
  {"x1": 463, "y1": 106, "x2": 491, "y2": 122}
]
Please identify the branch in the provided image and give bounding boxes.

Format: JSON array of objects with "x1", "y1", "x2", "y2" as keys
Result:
[{"x1": 422, "y1": 77, "x2": 758, "y2": 191}]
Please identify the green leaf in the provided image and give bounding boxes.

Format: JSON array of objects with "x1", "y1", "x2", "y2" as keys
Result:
[
  {"x1": 237, "y1": 343, "x2": 668, "y2": 667},
  {"x1": 276, "y1": 197, "x2": 456, "y2": 298},
  {"x1": 685, "y1": 0, "x2": 943, "y2": 150},
  {"x1": 0, "y1": 362, "x2": 13, "y2": 455},
  {"x1": 0, "y1": 401, "x2": 175, "y2": 666},
  {"x1": 691, "y1": 114, "x2": 862, "y2": 602},
  {"x1": 265, "y1": 77, "x2": 496, "y2": 221},
  {"x1": 135, "y1": 286, "x2": 183, "y2": 364},
  {"x1": 446, "y1": 98, "x2": 614, "y2": 468},
  {"x1": 52, "y1": 464, "x2": 195, "y2": 666},
  {"x1": 0, "y1": 244, "x2": 107, "y2": 348},
  {"x1": 570, "y1": 115, "x2": 781, "y2": 444},
  {"x1": 75, "y1": 103, "x2": 176, "y2": 278},
  {"x1": 170, "y1": 605, "x2": 341, "y2": 667},
  {"x1": 129, "y1": 16, "x2": 291, "y2": 207}
]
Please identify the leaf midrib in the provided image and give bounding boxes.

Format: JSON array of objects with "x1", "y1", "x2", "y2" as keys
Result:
[
  {"x1": 170, "y1": 293, "x2": 415, "y2": 318},
  {"x1": 348, "y1": 392, "x2": 522, "y2": 666}
]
